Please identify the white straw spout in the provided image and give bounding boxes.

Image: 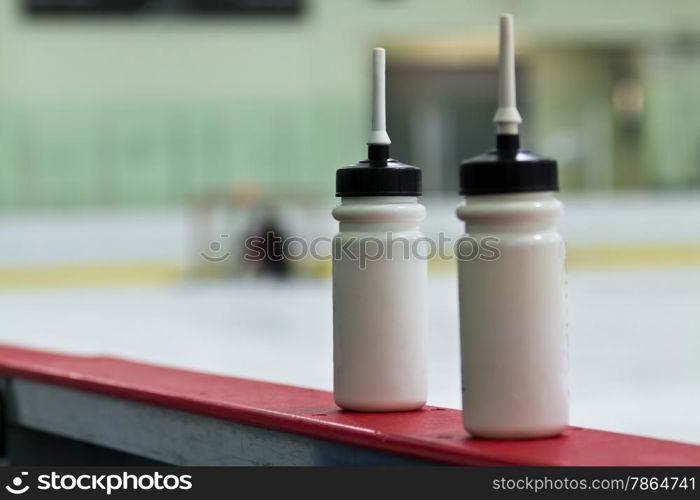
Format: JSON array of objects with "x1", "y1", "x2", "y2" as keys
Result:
[
  {"x1": 368, "y1": 48, "x2": 391, "y2": 146},
  {"x1": 494, "y1": 14, "x2": 522, "y2": 135}
]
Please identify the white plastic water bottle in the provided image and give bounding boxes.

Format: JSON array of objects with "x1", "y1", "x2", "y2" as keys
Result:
[
  {"x1": 332, "y1": 48, "x2": 427, "y2": 412},
  {"x1": 456, "y1": 14, "x2": 568, "y2": 438}
]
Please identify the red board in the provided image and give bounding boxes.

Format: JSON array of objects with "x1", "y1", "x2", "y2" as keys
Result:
[{"x1": 0, "y1": 344, "x2": 696, "y2": 466}]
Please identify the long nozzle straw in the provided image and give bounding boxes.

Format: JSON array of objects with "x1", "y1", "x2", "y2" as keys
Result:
[
  {"x1": 368, "y1": 48, "x2": 391, "y2": 146},
  {"x1": 493, "y1": 14, "x2": 522, "y2": 136}
]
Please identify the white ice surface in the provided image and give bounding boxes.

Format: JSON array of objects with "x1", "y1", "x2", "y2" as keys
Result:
[{"x1": 1, "y1": 270, "x2": 699, "y2": 444}]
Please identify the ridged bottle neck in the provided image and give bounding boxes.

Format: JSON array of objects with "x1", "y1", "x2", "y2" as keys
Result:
[
  {"x1": 457, "y1": 191, "x2": 562, "y2": 233},
  {"x1": 333, "y1": 197, "x2": 425, "y2": 232}
]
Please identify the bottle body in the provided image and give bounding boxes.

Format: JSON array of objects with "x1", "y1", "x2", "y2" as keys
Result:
[
  {"x1": 332, "y1": 196, "x2": 427, "y2": 412},
  {"x1": 456, "y1": 191, "x2": 568, "y2": 438}
]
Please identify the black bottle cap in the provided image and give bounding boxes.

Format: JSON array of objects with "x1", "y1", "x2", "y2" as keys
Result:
[
  {"x1": 459, "y1": 134, "x2": 558, "y2": 195},
  {"x1": 336, "y1": 145, "x2": 422, "y2": 197}
]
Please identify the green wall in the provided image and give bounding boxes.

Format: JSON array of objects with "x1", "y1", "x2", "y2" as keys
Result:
[{"x1": 1, "y1": 0, "x2": 700, "y2": 207}]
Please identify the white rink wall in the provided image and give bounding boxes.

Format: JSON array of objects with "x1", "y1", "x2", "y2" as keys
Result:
[{"x1": 1, "y1": 193, "x2": 699, "y2": 268}]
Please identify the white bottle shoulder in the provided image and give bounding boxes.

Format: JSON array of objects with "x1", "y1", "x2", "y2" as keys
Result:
[
  {"x1": 457, "y1": 192, "x2": 563, "y2": 225},
  {"x1": 333, "y1": 197, "x2": 426, "y2": 224}
]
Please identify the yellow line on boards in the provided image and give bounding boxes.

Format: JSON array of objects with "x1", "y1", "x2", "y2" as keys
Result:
[
  {"x1": 428, "y1": 244, "x2": 700, "y2": 272},
  {"x1": 0, "y1": 244, "x2": 699, "y2": 289},
  {"x1": 0, "y1": 262, "x2": 183, "y2": 289},
  {"x1": 565, "y1": 244, "x2": 700, "y2": 269}
]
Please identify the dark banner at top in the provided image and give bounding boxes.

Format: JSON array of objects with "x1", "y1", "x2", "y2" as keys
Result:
[{"x1": 24, "y1": 0, "x2": 304, "y2": 17}]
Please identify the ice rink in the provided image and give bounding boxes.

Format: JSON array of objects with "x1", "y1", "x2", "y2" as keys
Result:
[{"x1": 1, "y1": 194, "x2": 699, "y2": 444}]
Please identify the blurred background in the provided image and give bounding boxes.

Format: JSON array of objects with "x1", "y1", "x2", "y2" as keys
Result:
[{"x1": 0, "y1": 0, "x2": 699, "y2": 444}]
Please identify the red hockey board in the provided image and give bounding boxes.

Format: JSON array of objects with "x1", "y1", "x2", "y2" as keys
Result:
[{"x1": 0, "y1": 344, "x2": 696, "y2": 466}]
